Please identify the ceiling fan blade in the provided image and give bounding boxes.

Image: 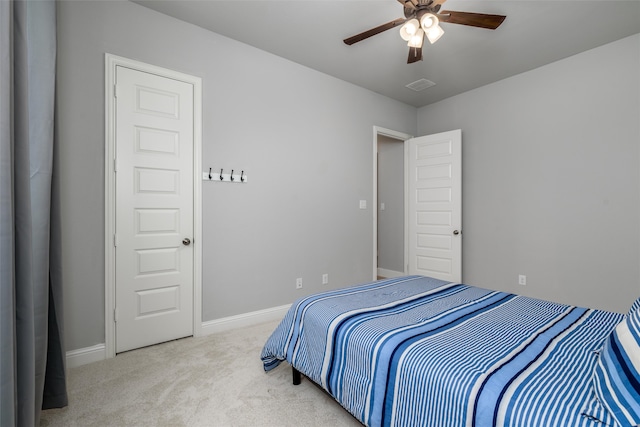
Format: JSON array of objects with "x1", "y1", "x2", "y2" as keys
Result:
[
  {"x1": 343, "y1": 18, "x2": 406, "y2": 45},
  {"x1": 439, "y1": 11, "x2": 506, "y2": 29},
  {"x1": 407, "y1": 46, "x2": 423, "y2": 64}
]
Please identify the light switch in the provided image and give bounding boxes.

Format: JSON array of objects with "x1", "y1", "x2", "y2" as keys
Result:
[{"x1": 359, "y1": 200, "x2": 367, "y2": 209}]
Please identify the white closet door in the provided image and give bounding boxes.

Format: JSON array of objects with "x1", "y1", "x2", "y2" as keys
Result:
[{"x1": 115, "y1": 65, "x2": 194, "y2": 353}]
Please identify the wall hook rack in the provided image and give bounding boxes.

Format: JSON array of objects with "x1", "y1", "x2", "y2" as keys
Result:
[{"x1": 203, "y1": 168, "x2": 247, "y2": 183}]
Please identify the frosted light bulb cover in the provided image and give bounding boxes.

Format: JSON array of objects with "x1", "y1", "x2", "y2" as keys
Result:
[
  {"x1": 399, "y1": 19, "x2": 420, "y2": 41},
  {"x1": 407, "y1": 29, "x2": 425, "y2": 48},
  {"x1": 420, "y1": 13, "x2": 439, "y2": 31},
  {"x1": 426, "y1": 25, "x2": 444, "y2": 44}
]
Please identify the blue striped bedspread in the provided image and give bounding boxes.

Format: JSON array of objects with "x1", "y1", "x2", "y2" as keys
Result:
[{"x1": 261, "y1": 276, "x2": 624, "y2": 427}]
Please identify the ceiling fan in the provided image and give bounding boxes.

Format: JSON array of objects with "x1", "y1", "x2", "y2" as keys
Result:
[{"x1": 344, "y1": 0, "x2": 506, "y2": 64}]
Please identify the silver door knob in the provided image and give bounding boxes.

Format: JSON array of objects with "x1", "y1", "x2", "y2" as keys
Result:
[
  {"x1": 182, "y1": 238, "x2": 191, "y2": 246},
  {"x1": 453, "y1": 230, "x2": 460, "y2": 235}
]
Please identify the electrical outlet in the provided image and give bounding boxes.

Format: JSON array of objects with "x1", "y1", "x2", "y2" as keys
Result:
[
  {"x1": 518, "y1": 275, "x2": 527, "y2": 286},
  {"x1": 296, "y1": 278, "x2": 303, "y2": 289},
  {"x1": 322, "y1": 273, "x2": 329, "y2": 285}
]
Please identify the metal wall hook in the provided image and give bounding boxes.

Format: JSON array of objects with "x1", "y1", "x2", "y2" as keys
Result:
[{"x1": 203, "y1": 168, "x2": 246, "y2": 183}]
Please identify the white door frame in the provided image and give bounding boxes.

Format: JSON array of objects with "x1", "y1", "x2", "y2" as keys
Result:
[
  {"x1": 104, "y1": 54, "x2": 203, "y2": 358},
  {"x1": 372, "y1": 126, "x2": 413, "y2": 280}
]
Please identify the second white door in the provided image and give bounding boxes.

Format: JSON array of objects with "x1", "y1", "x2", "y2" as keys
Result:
[
  {"x1": 407, "y1": 130, "x2": 462, "y2": 282},
  {"x1": 115, "y1": 65, "x2": 194, "y2": 353}
]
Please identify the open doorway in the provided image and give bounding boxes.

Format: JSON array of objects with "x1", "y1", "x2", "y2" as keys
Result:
[{"x1": 373, "y1": 127, "x2": 412, "y2": 280}]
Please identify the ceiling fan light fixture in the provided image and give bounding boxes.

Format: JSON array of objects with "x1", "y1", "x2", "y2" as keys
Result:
[
  {"x1": 426, "y1": 24, "x2": 444, "y2": 44},
  {"x1": 399, "y1": 18, "x2": 420, "y2": 41},
  {"x1": 407, "y1": 28, "x2": 424, "y2": 48},
  {"x1": 420, "y1": 13, "x2": 439, "y2": 31}
]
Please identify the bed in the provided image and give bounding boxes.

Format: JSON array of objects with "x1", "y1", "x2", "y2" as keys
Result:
[{"x1": 261, "y1": 275, "x2": 640, "y2": 427}]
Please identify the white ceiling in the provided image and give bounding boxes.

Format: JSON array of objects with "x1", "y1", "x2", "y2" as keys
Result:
[{"x1": 134, "y1": 0, "x2": 640, "y2": 108}]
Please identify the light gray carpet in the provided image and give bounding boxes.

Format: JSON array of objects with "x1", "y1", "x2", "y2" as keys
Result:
[{"x1": 40, "y1": 320, "x2": 363, "y2": 427}]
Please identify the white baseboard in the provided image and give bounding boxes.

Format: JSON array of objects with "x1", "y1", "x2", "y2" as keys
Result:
[
  {"x1": 66, "y1": 343, "x2": 106, "y2": 369},
  {"x1": 66, "y1": 304, "x2": 291, "y2": 368},
  {"x1": 200, "y1": 303, "x2": 291, "y2": 336},
  {"x1": 377, "y1": 268, "x2": 405, "y2": 278}
]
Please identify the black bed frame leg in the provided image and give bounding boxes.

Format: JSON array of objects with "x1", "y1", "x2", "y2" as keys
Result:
[{"x1": 292, "y1": 367, "x2": 301, "y2": 385}]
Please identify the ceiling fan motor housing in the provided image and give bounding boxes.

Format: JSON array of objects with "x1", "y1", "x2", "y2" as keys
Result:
[{"x1": 403, "y1": 1, "x2": 442, "y2": 19}]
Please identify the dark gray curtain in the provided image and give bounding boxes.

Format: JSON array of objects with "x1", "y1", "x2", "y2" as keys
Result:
[{"x1": 0, "y1": 1, "x2": 67, "y2": 426}]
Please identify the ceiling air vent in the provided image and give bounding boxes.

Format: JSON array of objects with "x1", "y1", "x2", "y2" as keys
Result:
[{"x1": 405, "y1": 78, "x2": 436, "y2": 92}]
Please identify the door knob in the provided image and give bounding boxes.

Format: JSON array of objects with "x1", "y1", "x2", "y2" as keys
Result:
[
  {"x1": 182, "y1": 238, "x2": 191, "y2": 246},
  {"x1": 453, "y1": 230, "x2": 460, "y2": 236}
]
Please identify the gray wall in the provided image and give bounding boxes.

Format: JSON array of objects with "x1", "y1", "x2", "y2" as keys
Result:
[
  {"x1": 56, "y1": 0, "x2": 417, "y2": 351},
  {"x1": 377, "y1": 136, "x2": 405, "y2": 274},
  {"x1": 417, "y1": 34, "x2": 640, "y2": 313},
  {"x1": 56, "y1": 0, "x2": 638, "y2": 353}
]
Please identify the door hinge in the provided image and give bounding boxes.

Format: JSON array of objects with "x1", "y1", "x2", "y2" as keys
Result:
[
  {"x1": 114, "y1": 308, "x2": 119, "y2": 323},
  {"x1": 113, "y1": 233, "x2": 118, "y2": 247},
  {"x1": 113, "y1": 158, "x2": 118, "y2": 172},
  {"x1": 113, "y1": 84, "x2": 120, "y2": 98}
]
